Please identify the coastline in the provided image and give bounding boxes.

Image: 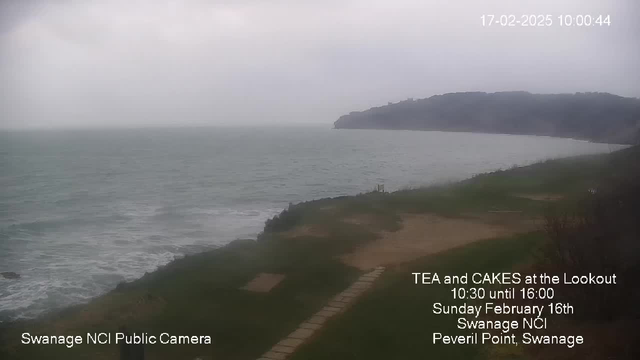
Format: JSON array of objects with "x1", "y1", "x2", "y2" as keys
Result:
[
  {"x1": 1, "y1": 129, "x2": 619, "y2": 325},
  {"x1": 332, "y1": 127, "x2": 635, "y2": 146},
  {"x1": 0, "y1": 150, "x2": 614, "y2": 328},
  {"x1": 1, "y1": 146, "x2": 636, "y2": 359}
]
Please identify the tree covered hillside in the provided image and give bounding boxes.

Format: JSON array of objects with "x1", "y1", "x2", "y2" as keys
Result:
[{"x1": 334, "y1": 92, "x2": 640, "y2": 144}]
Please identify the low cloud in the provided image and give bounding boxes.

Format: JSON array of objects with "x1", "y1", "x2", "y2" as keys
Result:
[{"x1": 1, "y1": 0, "x2": 638, "y2": 129}]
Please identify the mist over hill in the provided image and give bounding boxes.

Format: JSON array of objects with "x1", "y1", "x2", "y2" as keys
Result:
[{"x1": 334, "y1": 92, "x2": 640, "y2": 144}]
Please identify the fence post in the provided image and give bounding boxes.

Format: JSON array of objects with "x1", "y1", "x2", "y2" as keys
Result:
[{"x1": 119, "y1": 326, "x2": 145, "y2": 360}]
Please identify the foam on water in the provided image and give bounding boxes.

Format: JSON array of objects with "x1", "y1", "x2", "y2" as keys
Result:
[
  {"x1": 0, "y1": 202, "x2": 282, "y2": 322},
  {"x1": 0, "y1": 127, "x2": 617, "y2": 322}
]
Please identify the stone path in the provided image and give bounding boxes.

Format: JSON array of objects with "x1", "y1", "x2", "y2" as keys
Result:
[{"x1": 256, "y1": 266, "x2": 386, "y2": 360}]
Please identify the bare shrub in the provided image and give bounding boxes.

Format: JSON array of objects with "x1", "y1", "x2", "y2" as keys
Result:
[{"x1": 539, "y1": 163, "x2": 640, "y2": 321}]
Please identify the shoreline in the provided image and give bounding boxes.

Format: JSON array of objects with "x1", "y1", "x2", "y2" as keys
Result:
[
  {"x1": 1, "y1": 146, "x2": 636, "y2": 359},
  {"x1": 0, "y1": 147, "x2": 619, "y2": 327},
  {"x1": 332, "y1": 127, "x2": 634, "y2": 146},
  {"x1": 0, "y1": 238, "x2": 248, "y2": 326}
]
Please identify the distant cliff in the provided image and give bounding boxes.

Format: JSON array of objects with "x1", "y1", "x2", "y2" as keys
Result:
[{"x1": 334, "y1": 92, "x2": 640, "y2": 144}]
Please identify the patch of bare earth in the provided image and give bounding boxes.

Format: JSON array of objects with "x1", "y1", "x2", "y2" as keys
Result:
[
  {"x1": 241, "y1": 273, "x2": 286, "y2": 292},
  {"x1": 340, "y1": 214, "x2": 523, "y2": 270},
  {"x1": 515, "y1": 193, "x2": 565, "y2": 201}
]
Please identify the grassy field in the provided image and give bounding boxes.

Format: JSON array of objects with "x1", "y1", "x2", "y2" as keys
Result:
[
  {"x1": 290, "y1": 232, "x2": 543, "y2": 360},
  {"x1": 1, "y1": 146, "x2": 634, "y2": 360},
  {"x1": 1, "y1": 237, "x2": 362, "y2": 360}
]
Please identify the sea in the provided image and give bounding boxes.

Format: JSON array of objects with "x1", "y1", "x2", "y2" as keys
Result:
[{"x1": 0, "y1": 126, "x2": 621, "y2": 322}]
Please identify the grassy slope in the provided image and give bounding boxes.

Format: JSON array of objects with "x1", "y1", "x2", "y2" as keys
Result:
[
  {"x1": 2, "y1": 239, "x2": 362, "y2": 360},
  {"x1": 2, "y1": 147, "x2": 633, "y2": 360},
  {"x1": 290, "y1": 233, "x2": 542, "y2": 360}
]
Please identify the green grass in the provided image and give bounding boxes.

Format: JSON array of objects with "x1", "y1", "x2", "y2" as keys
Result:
[
  {"x1": 289, "y1": 233, "x2": 543, "y2": 360},
  {"x1": 262, "y1": 152, "x2": 622, "y2": 230},
  {"x1": 3, "y1": 146, "x2": 636, "y2": 359},
  {"x1": 3, "y1": 240, "x2": 361, "y2": 360}
]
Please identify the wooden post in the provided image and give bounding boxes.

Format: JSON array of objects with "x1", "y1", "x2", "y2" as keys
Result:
[{"x1": 119, "y1": 326, "x2": 145, "y2": 360}]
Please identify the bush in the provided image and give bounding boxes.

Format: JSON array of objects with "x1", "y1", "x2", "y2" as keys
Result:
[
  {"x1": 539, "y1": 158, "x2": 640, "y2": 321},
  {"x1": 260, "y1": 203, "x2": 303, "y2": 238}
]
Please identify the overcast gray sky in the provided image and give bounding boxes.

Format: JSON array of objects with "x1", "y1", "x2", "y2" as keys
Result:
[{"x1": 1, "y1": 0, "x2": 638, "y2": 129}]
